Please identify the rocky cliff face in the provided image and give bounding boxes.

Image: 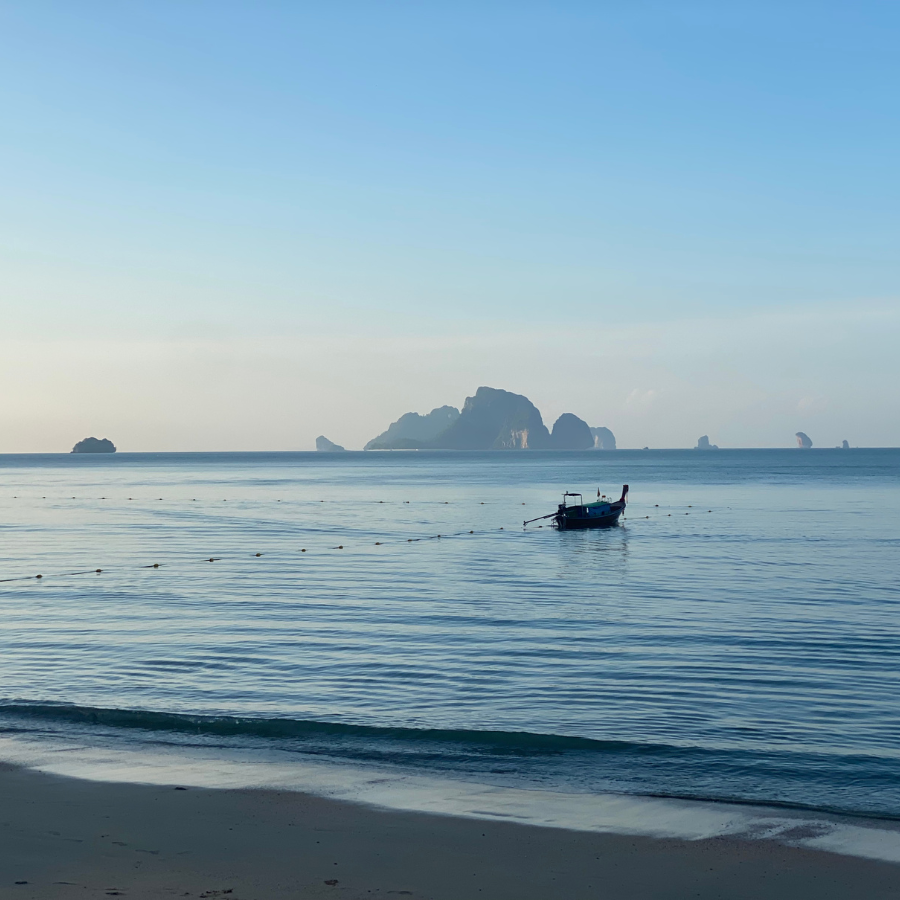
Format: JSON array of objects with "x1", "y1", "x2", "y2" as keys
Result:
[
  {"x1": 316, "y1": 435, "x2": 346, "y2": 452},
  {"x1": 364, "y1": 405, "x2": 460, "y2": 450},
  {"x1": 550, "y1": 413, "x2": 594, "y2": 449},
  {"x1": 364, "y1": 389, "x2": 619, "y2": 451},
  {"x1": 430, "y1": 387, "x2": 551, "y2": 450},
  {"x1": 71, "y1": 437, "x2": 116, "y2": 453},
  {"x1": 590, "y1": 426, "x2": 616, "y2": 450}
]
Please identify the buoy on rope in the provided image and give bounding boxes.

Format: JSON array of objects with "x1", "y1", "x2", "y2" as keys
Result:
[
  {"x1": 96, "y1": 569, "x2": 102, "y2": 573},
  {"x1": 469, "y1": 530, "x2": 473, "y2": 534},
  {"x1": 35, "y1": 574, "x2": 42, "y2": 579},
  {"x1": 255, "y1": 553, "x2": 263, "y2": 557},
  {"x1": 301, "y1": 549, "x2": 306, "y2": 552},
  {"x1": 375, "y1": 542, "x2": 382, "y2": 545}
]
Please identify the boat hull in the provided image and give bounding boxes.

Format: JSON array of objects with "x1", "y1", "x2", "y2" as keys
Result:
[{"x1": 554, "y1": 508, "x2": 623, "y2": 530}]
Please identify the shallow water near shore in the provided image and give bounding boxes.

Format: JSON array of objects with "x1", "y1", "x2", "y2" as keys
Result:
[{"x1": 1, "y1": 450, "x2": 899, "y2": 855}]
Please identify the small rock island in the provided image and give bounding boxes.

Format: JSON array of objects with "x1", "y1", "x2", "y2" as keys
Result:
[
  {"x1": 695, "y1": 435, "x2": 719, "y2": 450},
  {"x1": 795, "y1": 432, "x2": 813, "y2": 449},
  {"x1": 316, "y1": 436, "x2": 346, "y2": 452},
  {"x1": 591, "y1": 426, "x2": 616, "y2": 450},
  {"x1": 71, "y1": 437, "x2": 116, "y2": 454}
]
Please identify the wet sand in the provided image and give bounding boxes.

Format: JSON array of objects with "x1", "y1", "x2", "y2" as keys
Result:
[{"x1": 1, "y1": 763, "x2": 898, "y2": 900}]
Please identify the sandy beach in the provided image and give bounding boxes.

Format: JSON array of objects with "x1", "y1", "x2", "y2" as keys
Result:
[{"x1": 1, "y1": 763, "x2": 898, "y2": 900}]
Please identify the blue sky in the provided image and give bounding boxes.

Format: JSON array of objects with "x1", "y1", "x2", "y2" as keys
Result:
[{"x1": 1, "y1": 2, "x2": 898, "y2": 449}]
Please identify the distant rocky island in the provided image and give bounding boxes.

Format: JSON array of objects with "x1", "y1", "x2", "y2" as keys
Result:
[
  {"x1": 364, "y1": 387, "x2": 616, "y2": 451},
  {"x1": 316, "y1": 435, "x2": 346, "y2": 452},
  {"x1": 795, "y1": 432, "x2": 813, "y2": 449},
  {"x1": 71, "y1": 437, "x2": 116, "y2": 454},
  {"x1": 591, "y1": 426, "x2": 616, "y2": 450},
  {"x1": 365, "y1": 406, "x2": 459, "y2": 450},
  {"x1": 695, "y1": 435, "x2": 718, "y2": 450}
]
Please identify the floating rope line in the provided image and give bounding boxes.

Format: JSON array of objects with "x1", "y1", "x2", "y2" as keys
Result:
[
  {"x1": 0, "y1": 501, "x2": 706, "y2": 586},
  {"x1": 0, "y1": 568, "x2": 106, "y2": 584},
  {"x1": 0, "y1": 525, "x2": 519, "y2": 585}
]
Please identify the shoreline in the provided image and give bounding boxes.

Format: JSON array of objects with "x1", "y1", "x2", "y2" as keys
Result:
[
  {"x1": 5, "y1": 726, "x2": 900, "y2": 865},
  {"x1": 3, "y1": 727, "x2": 900, "y2": 866},
  {"x1": 2, "y1": 763, "x2": 900, "y2": 900}
]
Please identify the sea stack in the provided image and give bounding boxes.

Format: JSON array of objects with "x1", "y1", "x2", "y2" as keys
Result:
[
  {"x1": 549, "y1": 413, "x2": 594, "y2": 450},
  {"x1": 842, "y1": 440, "x2": 850, "y2": 450},
  {"x1": 316, "y1": 436, "x2": 346, "y2": 452},
  {"x1": 590, "y1": 426, "x2": 616, "y2": 450},
  {"x1": 795, "y1": 432, "x2": 813, "y2": 449},
  {"x1": 71, "y1": 437, "x2": 116, "y2": 454},
  {"x1": 695, "y1": 435, "x2": 719, "y2": 450}
]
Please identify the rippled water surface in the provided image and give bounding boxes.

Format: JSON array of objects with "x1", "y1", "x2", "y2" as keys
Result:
[{"x1": 1, "y1": 450, "x2": 899, "y2": 817}]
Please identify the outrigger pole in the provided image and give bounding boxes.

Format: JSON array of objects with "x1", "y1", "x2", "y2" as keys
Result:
[{"x1": 523, "y1": 512, "x2": 557, "y2": 527}]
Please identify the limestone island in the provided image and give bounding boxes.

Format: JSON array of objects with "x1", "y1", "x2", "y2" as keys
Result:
[
  {"x1": 365, "y1": 406, "x2": 460, "y2": 451},
  {"x1": 71, "y1": 437, "x2": 116, "y2": 454},
  {"x1": 695, "y1": 435, "x2": 719, "y2": 450},
  {"x1": 316, "y1": 436, "x2": 346, "y2": 452},
  {"x1": 364, "y1": 387, "x2": 616, "y2": 451},
  {"x1": 591, "y1": 426, "x2": 616, "y2": 450},
  {"x1": 795, "y1": 432, "x2": 813, "y2": 449}
]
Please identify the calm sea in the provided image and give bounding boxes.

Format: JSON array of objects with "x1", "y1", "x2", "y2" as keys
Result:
[{"x1": 1, "y1": 450, "x2": 899, "y2": 829}]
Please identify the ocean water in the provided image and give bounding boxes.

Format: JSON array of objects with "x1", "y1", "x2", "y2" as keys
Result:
[{"x1": 2, "y1": 450, "x2": 900, "y2": 851}]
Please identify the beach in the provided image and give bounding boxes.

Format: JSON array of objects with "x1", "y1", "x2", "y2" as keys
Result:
[
  {"x1": 2, "y1": 763, "x2": 899, "y2": 900},
  {"x1": 3, "y1": 451, "x2": 900, "y2": 898}
]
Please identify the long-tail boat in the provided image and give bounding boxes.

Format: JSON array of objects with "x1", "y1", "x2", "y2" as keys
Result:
[{"x1": 524, "y1": 485, "x2": 628, "y2": 530}]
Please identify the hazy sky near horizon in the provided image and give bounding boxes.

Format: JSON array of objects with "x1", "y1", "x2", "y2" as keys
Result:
[{"x1": 2, "y1": 1, "x2": 898, "y2": 451}]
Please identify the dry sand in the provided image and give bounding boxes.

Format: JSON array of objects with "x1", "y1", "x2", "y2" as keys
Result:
[{"x1": 1, "y1": 763, "x2": 898, "y2": 900}]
